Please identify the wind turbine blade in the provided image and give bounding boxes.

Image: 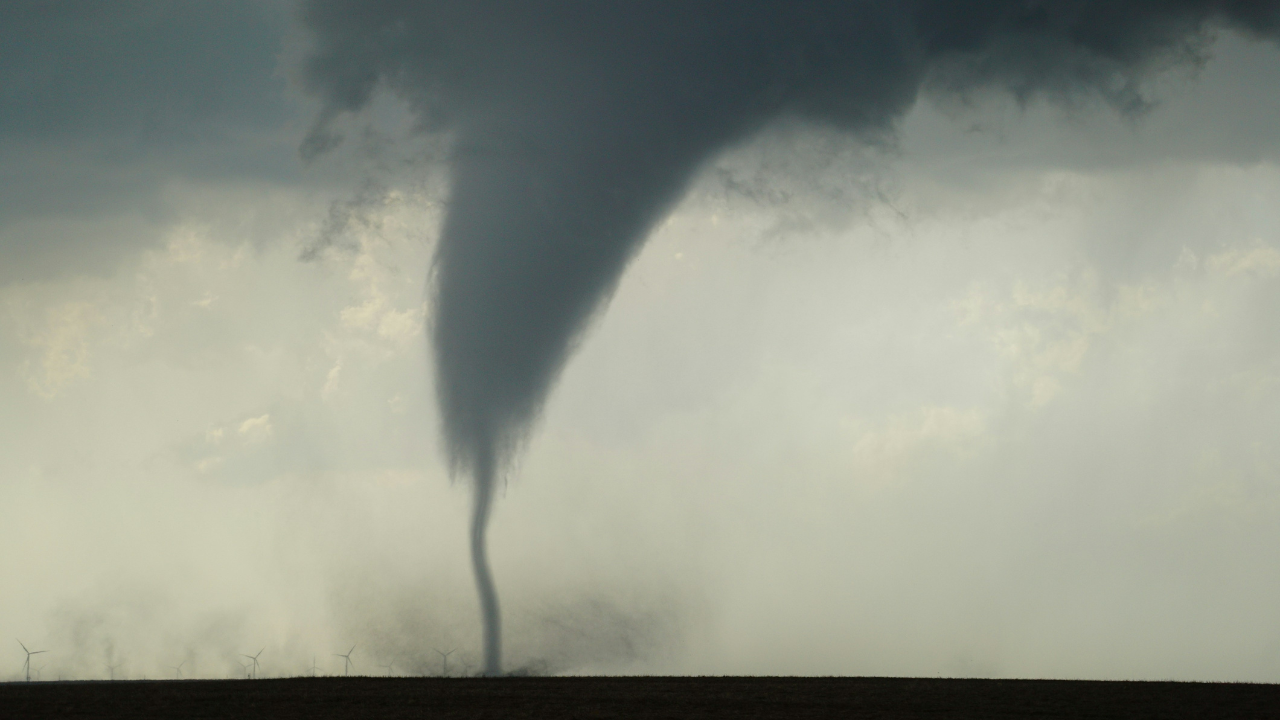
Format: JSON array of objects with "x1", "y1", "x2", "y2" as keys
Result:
[{"x1": 18, "y1": 640, "x2": 28, "y2": 653}]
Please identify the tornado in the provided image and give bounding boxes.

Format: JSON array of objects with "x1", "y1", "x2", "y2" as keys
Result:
[{"x1": 299, "y1": 1, "x2": 1280, "y2": 676}]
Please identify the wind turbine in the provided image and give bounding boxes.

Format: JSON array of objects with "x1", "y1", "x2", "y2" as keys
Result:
[
  {"x1": 18, "y1": 641, "x2": 47, "y2": 683},
  {"x1": 334, "y1": 645, "x2": 355, "y2": 676},
  {"x1": 106, "y1": 661, "x2": 122, "y2": 681},
  {"x1": 241, "y1": 649, "x2": 264, "y2": 679},
  {"x1": 309, "y1": 655, "x2": 319, "y2": 677},
  {"x1": 377, "y1": 661, "x2": 394, "y2": 677},
  {"x1": 433, "y1": 648, "x2": 455, "y2": 677},
  {"x1": 33, "y1": 663, "x2": 46, "y2": 681},
  {"x1": 171, "y1": 660, "x2": 185, "y2": 679},
  {"x1": 235, "y1": 659, "x2": 250, "y2": 679}
]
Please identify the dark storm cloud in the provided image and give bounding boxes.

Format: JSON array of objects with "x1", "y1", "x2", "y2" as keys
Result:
[
  {"x1": 298, "y1": 0, "x2": 1280, "y2": 674},
  {"x1": 0, "y1": 2, "x2": 286, "y2": 144},
  {"x1": 299, "y1": 0, "x2": 1280, "y2": 489},
  {"x1": 0, "y1": 1, "x2": 300, "y2": 280}
]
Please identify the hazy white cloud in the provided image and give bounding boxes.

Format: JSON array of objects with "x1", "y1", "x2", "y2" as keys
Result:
[
  {"x1": 846, "y1": 406, "x2": 987, "y2": 487},
  {"x1": 12, "y1": 301, "x2": 100, "y2": 398}
]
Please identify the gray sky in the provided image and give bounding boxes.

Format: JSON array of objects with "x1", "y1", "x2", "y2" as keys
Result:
[{"x1": 3, "y1": 2, "x2": 1280, "y2": 681}]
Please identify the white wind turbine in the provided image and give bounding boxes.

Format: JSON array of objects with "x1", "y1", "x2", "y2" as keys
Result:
[
  {"x1": 434, "y1": 648, "x2": 455, "y2": 677},
  {"x1": 18, "y1": 641, "x2": 46, "y2": 683},
  {"x1": 241, "y1": 649, "x2": 264, "y2": 679},
  {"x1": 334, "y1": 645, "x2": 355, "y2": 676}
]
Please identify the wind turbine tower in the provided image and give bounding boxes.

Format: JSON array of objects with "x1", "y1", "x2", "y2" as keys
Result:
[
  {"x1": 18, "y1": 641, "x2": 47, "y2": 683},
  {"x1": 241, "y1": 649, "x2": 264, "y2": 679},
  {"x1": 434, "y1": 648, "x2": 455, "y2": 677},
  {"x1": 334, "y1": 645, "x2": 355, "y2": 676}
]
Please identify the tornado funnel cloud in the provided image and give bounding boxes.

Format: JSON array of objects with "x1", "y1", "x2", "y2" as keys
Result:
[
  {"x1": 435, "y1": 134, "x2": 717, "y2": 675},
  {"x1": 299, "y1": 0, "x2": 1280, "y2": 678},
  {"x1": 469, "y1": 444, "x2": 501, "y2": 676}
]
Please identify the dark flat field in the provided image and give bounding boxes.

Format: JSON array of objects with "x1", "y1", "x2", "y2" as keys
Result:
[{"x1": 2, "y1": 675, "x2": 1278, "y2": 719}]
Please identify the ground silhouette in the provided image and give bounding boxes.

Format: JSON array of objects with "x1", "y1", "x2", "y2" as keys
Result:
[{"x1": 2, "y1": 675, "x2": 1279, "y2": 719}]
